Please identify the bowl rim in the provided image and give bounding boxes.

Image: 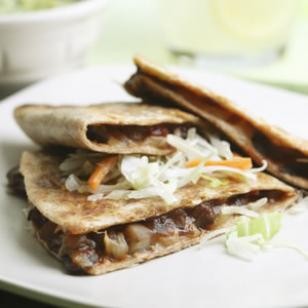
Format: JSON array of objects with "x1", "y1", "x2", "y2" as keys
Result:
[{"x1": 0, "y1": 0, "x2": 107, "y2": 24}]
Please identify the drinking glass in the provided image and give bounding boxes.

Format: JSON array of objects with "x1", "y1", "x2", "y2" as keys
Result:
[{"x1": 159, "y1": 0, "x2": 298, "y2": 66}]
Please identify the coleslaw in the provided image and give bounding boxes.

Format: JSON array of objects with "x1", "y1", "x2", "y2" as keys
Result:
[{"x1": 61, "y1": 128, "x2": 267, "y2": 204}]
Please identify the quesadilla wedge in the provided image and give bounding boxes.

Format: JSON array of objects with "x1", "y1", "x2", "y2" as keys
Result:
[
  {"x1": 124, "y1": 57, "x2": 308, "y2": 190},
  {"x1": 14, "y1": 103, "x2": 199, "y2": 156},
  {"x1": 15, "y1": 132, "x2": 297, "y2": 275}
]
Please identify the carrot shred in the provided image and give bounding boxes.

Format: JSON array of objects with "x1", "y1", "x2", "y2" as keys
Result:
[
  {"x1": 185, "y1": 159, "x2": 202, "y2": 168},
  {"x1": 185, "y1": 157, "x2": 253, "y2": 170},
  {"x1": 205, "y1": 157, "x2": 252, "y2": 169},
  {"x1": 87, "y1": 156, "x2": 118, "y2": 191}
]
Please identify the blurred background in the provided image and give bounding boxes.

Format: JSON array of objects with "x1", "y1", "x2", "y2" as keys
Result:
[
  {"x1": 89, "y1": 0, "x2": 308, "y2": 93},
  {"x1": 0, "y1": 0, "x2": 308, "y2": 98}
]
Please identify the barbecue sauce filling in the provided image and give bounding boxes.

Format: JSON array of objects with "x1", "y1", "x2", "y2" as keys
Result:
[
  {"x1": 7, "y1": 167, "x2": 290, "y2": 275},
  {"x1": 6, "y1": 166, "x2": 27, "y2": 198},
  {"x1": 86, "y1": 124, "x2": 192, "y2": 144},
  {"x1": 28, "y1": 190, "x2": 286, "y2": 275},
  {"x1": 252, "y1": 132, "x2": 308, "y2": 177}
]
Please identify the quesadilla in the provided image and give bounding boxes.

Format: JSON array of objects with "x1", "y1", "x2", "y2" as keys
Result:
[
  {"x1": 14, "y1": 103, "x2": 199, "y2": 156},
  {"x1": 13, "y1": 117, "x2": 297, "y2": 275},
  {"x1": 124, "y1": 57, "x2": 308, "y2": 190}
]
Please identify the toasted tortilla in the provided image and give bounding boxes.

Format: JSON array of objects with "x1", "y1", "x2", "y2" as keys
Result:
[
  {"x1": 15, "y1": 103, "x2": 199, "y2": 156},
  {"x1": 20, "y1": 150, "x2": 297, "y2": 234},
  {"x1": 124, "y1": 57, "x2": 308, "y2": 189},
  {"x1": 20, "y1": 150, "x2": 297, "y2": 275}
]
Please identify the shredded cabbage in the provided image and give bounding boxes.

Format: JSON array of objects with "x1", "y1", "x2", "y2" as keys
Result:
[
  {"x1": 220, "y1": 198, "x2": 268, "y2": 218},
  {"x1": 201, "y1": 165, "x2": 257, "y2": 183},
  {"x1": 225, "y1": 212, "x2": 283, "y2": 260},
  {"x1": 201, "y1": 174, "x2": 225, "y2": 188},
  {"x1": 199, "y1": 226, "x2": 235, "y2": 244},
  {"x1": 247, "y1": 197, "x2": 268, "y2": 210},
  {"x1": 121, "y1": 156, "x2": 160, "y2": 190},
  {"x1": 225, "y1": 232, "x2": 264, "y2": 261},
  {"x1": 63, "y1": 129, "x2": 267, "y2": 204},
  {"x1": 209, "y1": 135, "x2": 233, "y2": 160},
  {"x1": 59, "y1": 150, "x2": 103, "y2": 176},
  {"x1": 237, "y1": 213, "x2": 282, "y2": 240},
  {"x1": 130, "y1": 180, "x2": 178, "y2": 204},
  {"x1": 187, "y1": 127, "x2": 197, "y2": 140},
  {"x1": 166, "y1": 134, "x2": 212, "y2": 160},
  {"x1": 200, "y1": 200, "x2": 308, "y2": 262},
  {"x1": 95, "y1": 181, "x2": 131, "y2": 194},
  {"x1": 119, "y1": 156, "x2": 177, "y2": 204},
  {"x1": 250, "y1": 160, "x2": 268, "y2": 173},
  {"x1": 65, "y1": 174, "x2": 81, "y2": 192},
  {"x1": 102, "y1": 190, "x2": 131, "y2": 200}
]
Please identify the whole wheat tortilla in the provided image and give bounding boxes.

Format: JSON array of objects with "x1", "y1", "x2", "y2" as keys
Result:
[
  {"x1": 20, "y1": 150, "x2": 297, "y2": 275},
  {"x1": 124, "y1": 57, "x2": 308, "y2": 189},
  {"x1": 15, "y1": 102, "x2": 199, "y2": 156},
  {"x1": 21, "y1": 150, "x2": 298, "y2": 275},
  {"x1": 21, "y1": 150, "x2": 297, "y2": 234}
]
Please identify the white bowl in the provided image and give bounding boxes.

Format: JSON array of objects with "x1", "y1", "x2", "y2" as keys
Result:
[{"x1": 0, "y1": 0, "x2": 107, "y2": 88}]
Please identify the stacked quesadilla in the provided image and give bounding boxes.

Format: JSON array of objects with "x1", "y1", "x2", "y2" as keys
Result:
[
  {"x1": 125, "y1": 57, "x2": 308, "y2": 190},
  {"x1": 11, "y1": 101, "x2": 299, "y2": 275}
]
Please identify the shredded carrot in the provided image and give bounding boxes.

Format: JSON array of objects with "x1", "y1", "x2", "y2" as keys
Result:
[
  {"x1": 205, "y1": 157, "x2": 252, "y2": 169},
  {"x1": 185, "y1": 159, "x2": 202, "y2": 168},
  {"x1": 185, "y1": 157, "x2": 253, "y2": 170},
  {"x1": 87, "y1": 156, "x2": 118, "y2": 191}
]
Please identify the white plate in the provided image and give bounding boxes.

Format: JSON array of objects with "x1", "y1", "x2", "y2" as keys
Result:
[{"x1": 0, "y1": 65, "x2": 308, "y2": 308}]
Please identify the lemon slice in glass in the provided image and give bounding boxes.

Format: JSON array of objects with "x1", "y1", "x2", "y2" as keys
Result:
[{"x1": 212, "y1": 0, "x2": 297, "y2": 42}]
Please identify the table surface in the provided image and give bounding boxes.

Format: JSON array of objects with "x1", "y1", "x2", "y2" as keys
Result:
[
  {"x1": 0, "y1": 289, "x2": 53, "y2": 308},
  {"x1": 1, "y1": 1, "x2": 308, "y2": 306}
]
